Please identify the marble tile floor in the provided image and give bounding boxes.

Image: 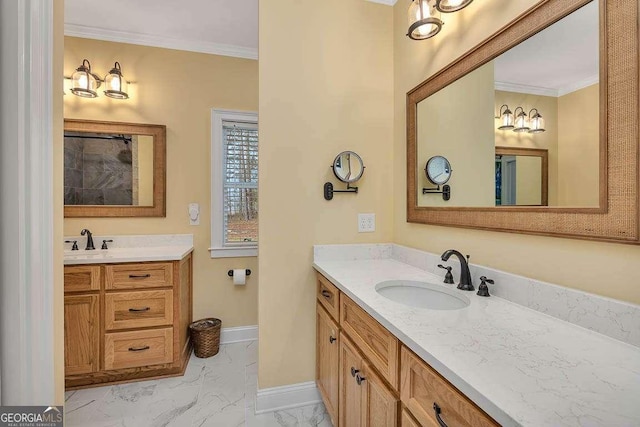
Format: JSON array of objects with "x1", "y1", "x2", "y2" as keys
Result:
[{"x1": 64, "y1": 341, "x2": 331, "y2": 427}]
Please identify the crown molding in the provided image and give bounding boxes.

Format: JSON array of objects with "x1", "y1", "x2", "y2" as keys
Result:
[
  {"x1": 365, "y1": 0, "x2": 398, "y2": 5},
  {"x1": 495, "y1": 74, "x2": 599, "y2": 98},
  {"x1": 64, "y1": 24, "x2": 258, "y2": 60}
]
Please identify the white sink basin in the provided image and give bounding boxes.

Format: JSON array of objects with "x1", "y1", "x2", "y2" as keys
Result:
[{"x1": 375, "y1": 280, "x2": 470, "y2": 310}]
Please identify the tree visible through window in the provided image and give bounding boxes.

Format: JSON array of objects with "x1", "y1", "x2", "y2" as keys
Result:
[{"x1": 223, "y1": 121, "x2": 258, "y2": 245}]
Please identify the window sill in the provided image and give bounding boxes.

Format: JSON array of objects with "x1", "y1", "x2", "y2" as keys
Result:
[{"x1": 209, "y1": 246, "x2": 258, "y2": 258}]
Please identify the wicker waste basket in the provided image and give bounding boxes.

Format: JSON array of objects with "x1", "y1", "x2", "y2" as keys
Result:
[{"x1": 189, "y1": 318, "x2": 222, "y2": 358}]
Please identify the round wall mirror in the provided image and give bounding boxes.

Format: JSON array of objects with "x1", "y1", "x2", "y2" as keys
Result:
[
  {"x1": 425, "y1": 155, "x2": 451, "y2": 185},
  {"x1": 333, "y1": 151, "x2": 364, "y2": 183}
]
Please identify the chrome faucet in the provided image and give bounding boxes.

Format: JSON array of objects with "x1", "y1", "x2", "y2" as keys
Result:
[
  {"x1": 81, "y1": 229, "x2": 95, "y2": 250},
  {"x1": 440, "y1": 249, "x2": 473, "y2": 291}
]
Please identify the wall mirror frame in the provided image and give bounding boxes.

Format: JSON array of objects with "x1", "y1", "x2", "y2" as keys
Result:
[
  {"x1": 495, "y1": 146, "x2": 548, "y2": 207},
  {"x1": 64, "y1": 119, "x2": 166, "y2": 217},
  {"x1": 407, "y1": 0, "x2": 640, "y2": 244}
]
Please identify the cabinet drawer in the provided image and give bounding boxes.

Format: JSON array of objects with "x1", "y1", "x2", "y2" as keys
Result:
[
  {"x1": 104, "y1": 328, "x2": 173, "y2": 370},
  {"x1": 340, "y1": 294, "x2": 399, "y2": 390},
  {"x1": 317, "y1": 273, "x2": 340, "y2": 321},
  {"x1": 64, "y1": 265, "x2": 100, "y2": 292},
  {"x1": 105, "y1": 263, "x2": 173, "y2": 290},
  {"x1": 402, "y1": 407, "x2": 436, "y2": 427},
  {"x1": 105, "y1": 290, "x2": 173, "y2": 330},
  {"x1": 400, "y1": 346, "x2": 499, "y2": 427}
]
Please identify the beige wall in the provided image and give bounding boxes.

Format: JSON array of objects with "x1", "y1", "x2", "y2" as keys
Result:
[
  {"x1": 515, "y1": 156, "x2": 542, "y2": 205},
  {"x1": 417, "y1": 62, "x2": 494, "y2": 207},
  {"x1": 557, "y1": 83, "x2": 600, "y2": 206},
  {"x1": 495, "y1": 90, "x2": 558, "y2": 205},
  {"x1": 63, "y1": 37, "x2": 259, "y2": 328},
  {"x1": 53, "y1": 0, "x2": 65, "y2": 405},
  {"x1": 258, "y1": 0, "x2": 393, "y2": 388},
  {"x1": 394, "y1": 0, "x2": 640, "y2": 308}
]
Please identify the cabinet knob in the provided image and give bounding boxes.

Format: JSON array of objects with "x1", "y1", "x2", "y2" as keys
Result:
[
  {"x1": 350, "y1": 367, "x2": 359, "y2": 377},
  {"x1": 321, "y1": 290, "x2": 332, "y2": 299},
  {"x1": 329, "y1": 336, "x2": 336, "y2": 344},
  {"x1": 356, "y1": 373, "x2": 366, "y2": 385}
]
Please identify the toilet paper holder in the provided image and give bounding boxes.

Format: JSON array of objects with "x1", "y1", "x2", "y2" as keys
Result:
[{"x1": 228, "y1": 269, "x2": 251, "y2": 277}]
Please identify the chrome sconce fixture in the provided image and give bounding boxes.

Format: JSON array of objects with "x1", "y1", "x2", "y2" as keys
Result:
[
  {"x1": 67, "y1": 59, "x2": 130, "y2": 99},
  {"x1": 513, "y1": 107, "x2": 530, "y2": 133},
  {"x1": 528, "y1": 108, "x2": 546, "y2": 133},
  {"x1": 496, "y1": 104, "x2": 514, "y2": 130},
  {"x1": 407, "y1": 0, "x2": 473, "y2": 41},
  {"x1": 496, "y1": 105, "x2": 546, "y2": 134}
]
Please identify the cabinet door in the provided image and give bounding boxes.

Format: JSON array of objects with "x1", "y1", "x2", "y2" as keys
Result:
[
  {"x1": 362, "y1": 360, "x2": 398, "y2": 427},
  {"x1": 317, "y1": 304, "x2": 340, "y2": 426},
  {"x1": 64, "y1": 294, "x2": 100, "y2": 376},
  {"x1": 339, "y1": 333, "x2": 364, "y2": 427}
]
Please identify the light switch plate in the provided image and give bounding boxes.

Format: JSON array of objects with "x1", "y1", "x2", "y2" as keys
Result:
[
  {"x1": 358, "y1": 213, "x2": 375, "y2": 232},
  {"x1": 188, "y1": 203, "x2": 200, "y2": 225}
]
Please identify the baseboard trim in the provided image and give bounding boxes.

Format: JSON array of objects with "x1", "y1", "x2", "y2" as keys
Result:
[
  {"x1": 255, "y1": 381, "x2": 321, "y2": 414},
  {"x1": 220, "y1": 325, "x2": 258, "y2": 344}
]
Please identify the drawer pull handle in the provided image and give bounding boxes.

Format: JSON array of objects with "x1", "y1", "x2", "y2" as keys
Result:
[
  {"x1": 129, "y1": 274, "x2": 151, "y2": 279},
  {"x1": 321, "y1": 290, "x2": 332, "y2": 299},
  {"x1": 433, "y1": 403, "x2": 448, "y2": 427},
  {"x1": 128, "y1": 345, "x2": 150, "y2": 352},
  {"x1": 350, "y1": 367, "x2": 359, "y2": 377},
  {"x1": 129, "y1": 307, "x2": 151, "y2": 312},
  {"x1": 329, "y1": 336, "x2": 336, "y2": 344},
  {"x1": 355, "y1": 373, "x2": 366, "y2": 385}
]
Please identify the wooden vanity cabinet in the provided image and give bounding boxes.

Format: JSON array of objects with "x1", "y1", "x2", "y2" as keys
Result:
[
  {"x1": 315, "y1": 272, "x2": 499, "y2": 427},
  {"x1": 64, "y1": 254, "x2": 192, "y2": 389}
]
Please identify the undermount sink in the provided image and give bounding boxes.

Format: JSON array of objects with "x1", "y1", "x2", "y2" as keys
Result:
[{"x1": 375, "y1": 280, "x2": 470, "y2": 310}]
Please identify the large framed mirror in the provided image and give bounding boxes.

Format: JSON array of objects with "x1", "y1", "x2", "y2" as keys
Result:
[
  {"x1": 407, "y1": 0, "x2": 640, "y2": 244},
  {"x1": 64, "y1": 119, "x2": 166, "y2": 217}
]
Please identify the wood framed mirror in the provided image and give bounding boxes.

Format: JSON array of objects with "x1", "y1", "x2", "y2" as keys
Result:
[
  {"x1": 407, "y1": 0, "x2": 640, "y2": 244},
  {"x1": 64, "y1": 119, "x2": 166, "y2": 217}
]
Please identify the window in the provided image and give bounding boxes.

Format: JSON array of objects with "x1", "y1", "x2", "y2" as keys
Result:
[{"x1": 210, "y1": 109, "x2": 258, "y2": 258}]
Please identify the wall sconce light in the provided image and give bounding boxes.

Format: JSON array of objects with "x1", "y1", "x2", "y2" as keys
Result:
[
  {"x1": 435, "y1": 0, "x2": 473, "y2": 13},
  {"x1": 407, "y1": 0, "x2": 443, "y2": 40},
  {"x1": 407, "y1": 0, "x2": 473, "y2": 40},
  {"x1": 528, "y1": 108, "x2": 546, "y2": 133},
  {"x1": 496, "y1": 104, "x2": 514, "y2": 130},
  {"x1": 66, "y1": 59, "x2": 130, "y2": 99},
  {"x1": 513, "y1": 107, "x2": 530, "y2": 133}
]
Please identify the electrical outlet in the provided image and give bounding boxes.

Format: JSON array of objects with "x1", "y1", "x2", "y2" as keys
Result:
[{"x1": 358, "y1": 213, "x2": 375, "y2": 232}]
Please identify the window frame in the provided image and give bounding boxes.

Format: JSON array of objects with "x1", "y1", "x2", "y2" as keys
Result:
[{"x1": 210, "y1": 109, "x2": 258, "y2": 258}]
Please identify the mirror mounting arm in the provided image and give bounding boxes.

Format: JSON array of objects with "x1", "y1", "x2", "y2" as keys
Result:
[
  {"x1": 423, "y1": 185, "x2": 451, "y2": 201},
  {"x1": 324, "y1": 182, "x2": 358, "y2": 201}
]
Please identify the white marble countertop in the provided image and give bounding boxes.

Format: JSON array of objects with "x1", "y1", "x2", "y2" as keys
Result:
[
  {"x1": 313, "y1": 258, "x2": 640, "y2": 427},
  {"x1": 63, "y1": 234, "x2": 194, "y2": 265}
]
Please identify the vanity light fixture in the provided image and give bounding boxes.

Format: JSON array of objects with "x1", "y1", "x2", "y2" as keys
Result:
[
  {"x1": 67, "y1": 59, "x2": 131, "y2": 99},
  {"x1": 407, "y1": 0, "x2": 443, "y2": 40},
  {"x1": 70, "y1": 59, "x2": 101, "y2": 98},
  {"x1": 513, "y1": 107, "x2": 530, "y2": 133},
  {"x1": 528, "y1": 108, "x2": 546, "y2": 133},
  {"x1": 435, "y1": 0, "x2": 473, "y2": 13},
  {"x1": 496, "y1": 104, "x2": 514, "y2": 130},
  {"x1": 103, "y1": 62, "x2": 129, "y2": 99}
]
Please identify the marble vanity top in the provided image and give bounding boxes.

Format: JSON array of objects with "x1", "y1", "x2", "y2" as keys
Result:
[
  {"x1": 313, "y1": 245, "x2": 640, "y2": 427},
  {"x1": 63, "y1": 234, "x2": 194, "y2": 265}
]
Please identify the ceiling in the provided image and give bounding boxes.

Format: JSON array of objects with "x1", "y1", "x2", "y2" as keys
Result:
[
  {"x1": 64, "y1": 0, "x2": 259, "y2": 59},
  {"x1": 494, "y1": 1, "x2": 599, "y2": 97}
]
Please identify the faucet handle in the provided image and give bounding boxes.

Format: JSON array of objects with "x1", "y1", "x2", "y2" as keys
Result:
[
  {"x1": 101, "y1": 239, "x2": 113, "y2": 250},
  {"x1": 477, "y1": 276, "x2": 494, "y2": 297},
  {"x1": 65, "y1": 240, "x2": 79, "y2": 251},
  {"x1": 437, "y1": 264, "x2": 454, "y2": 284}
]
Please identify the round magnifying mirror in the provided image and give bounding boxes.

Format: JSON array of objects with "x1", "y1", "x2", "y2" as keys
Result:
[
  {"x1": 425, "y1": 155, "x2": 452, "y2": 185},
  {"x1": 333, "y1": 151, "x2": 364, "y2": 183}
]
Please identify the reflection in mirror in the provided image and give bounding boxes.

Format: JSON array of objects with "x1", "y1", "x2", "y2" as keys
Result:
[
  {"x1": 417, "y1": 1, "x2": 599, "y2": 208},
  {"x1": 333, "y1": 151, "x2": 364, "y2": 183},
  {"x1": 495, "y1": 147, "x2": 548, "y2": 206},
  {"x1": 64, "y1": 131, "x2": 154, "y2": 206}
]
